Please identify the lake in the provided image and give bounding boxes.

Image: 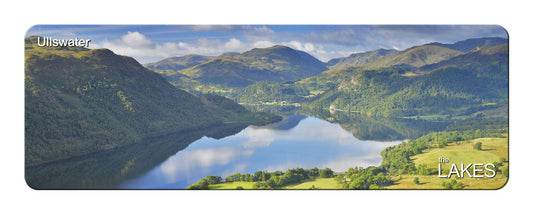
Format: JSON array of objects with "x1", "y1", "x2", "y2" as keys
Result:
[
  {"x1": 26, "y1": 112, "x2": 446, "y2": 189},
  {"x1": 119, "y1": 116, "x2": 405, "y2": 189}
]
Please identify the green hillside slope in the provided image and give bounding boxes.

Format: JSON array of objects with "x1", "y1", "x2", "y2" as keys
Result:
[
  {"x1": 161, "y1": 45, "x2": 328, "y2": 91},
  {"x1": 361, "y1": 45, "x2": 463, "y2": 69},
  {"x1": 25, "y1": 36, "x2": 279, "y2": 166},
  {"x1": 145, "y1": 54, "x2": 213, "y2": 72},
  {"x1": 426, "y1": 37, "x2": 508, "y2": 52},
  {"x1": 307, "y1": 44, "x2": 508, "y2": 117},
  {"x1": 328, "y1": 49, "x2": 398, "y2": 69}
]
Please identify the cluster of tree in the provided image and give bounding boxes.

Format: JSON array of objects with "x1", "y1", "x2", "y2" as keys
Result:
[
  {"x1": 230, "y1": 81, "x2": 308, "y2": 104},
  {"x1": 415, "y1": 129, "x2": 504, "y2": 146},
  {"x1": 187, "y1": 167, "x2": 334, "y2": 190},
  {"x1": 186, "y1": 179, "x2": 209, "y2": 190},
  {"x1": 380, "y1": 139, "x2": 431, "y2": 175},
  {"x1": 252, "y1": 167, "x2": 333, "y2": 189},
  {"x1": 442, "y1": 179, "x2": 464, "y2": 190},
  {"x1": 492, "y1": 157, "x2": 508, "y2": 178},
  {"x1": 338, "y1": 166, "x2": 394, "y2": 190}
]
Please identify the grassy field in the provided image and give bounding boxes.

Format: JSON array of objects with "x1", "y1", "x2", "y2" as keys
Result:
[
  {"x1": 284, "y1": 178, "x2": 339, "y2": 189},
  {"x1": 209, "y1": 181, "x2": 256, "y2": 190},
  {"x1": 386, "y1": 174, "x2": 508, "y2": 190},
  {"x1": 387, "y1": 137, "x2": 508, "y2": 190},
  {"x1": 412, "y1": 137, "x2": 508, "y2": 169},
  {"x1": 208, "y1": 177, "x2": 339, "y2": 190}
]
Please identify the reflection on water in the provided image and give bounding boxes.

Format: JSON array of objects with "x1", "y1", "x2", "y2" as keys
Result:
[
  {"x1": 306, "y1": 109, "x2": 449, "y2": 141},
  {"x1": 120, "y1": 117, "x2": 405, "y2": 189},
  {"x1": 26, "y1": 111, "x2": 446, "y2": 189},
  {"x1": 25, "y1": 124, "x2": 247, "y2": 189}
]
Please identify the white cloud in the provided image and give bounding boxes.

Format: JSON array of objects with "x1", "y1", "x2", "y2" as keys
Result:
[
  {"x1": 120, "y1": 31, "x2": 154, "y2": 47},
  {"x1": 224, "y1": 38, "x2": 244, "y2": 49},
  {"x1": 91, "y1": 31, "x2": 284, "y2": 63},
  {"x1": 242, "y1": 26, "x2": 275, "y2": 41},
  {"x1": 303, "y1": 43, "x2": 315, "y2": 52},
  {"x1": 91, "y1": 31, "x2": 366, "y2": 64},
  {"x1": 241, "y1": 127, "x2": 275, "y2": 148},
  {"x1": 252, "y1": 40, "x2": 275, "y2": 48},
  {"x1": 279, "y1": 40, "x2": 349, "y2": 62},
  {"x1": 282, "y1": 40, "x2": 303, "y2": 50}
]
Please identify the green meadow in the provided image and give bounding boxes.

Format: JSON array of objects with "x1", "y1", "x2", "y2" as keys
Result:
[
  {"x1": 208, "y1": 177, "x2": 339, "y2": 190},
  {"x1": 284, "y1": 178, "x2": 339, "y2": 189},
  {"x1": 209, "y1": 181, "x2": 256, "y2": 190},
  {"x1": 387, "y1": 137, "x2": 508, "y2": 189}
]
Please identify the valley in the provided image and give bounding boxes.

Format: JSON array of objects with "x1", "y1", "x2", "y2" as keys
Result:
[{"x1": 25, "y1": 28, "x2": 509, "y2": 190}]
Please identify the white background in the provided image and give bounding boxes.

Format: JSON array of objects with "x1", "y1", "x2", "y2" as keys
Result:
[{"x1": 1, "y1": 0, "x2": 531, "y2": 213}]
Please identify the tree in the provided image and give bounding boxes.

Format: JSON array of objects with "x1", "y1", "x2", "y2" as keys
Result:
[
  {"x1": 206, "y1": 175, "x2": 222, "y2": 184},
  {"x1": 319, "y1": 168, "x2": 334, "y2": 178},
  {"x1": 442, "y1": 179, "x2": 463, "y2": 190},
  {"x1": 473, "y1": 142, "x2": 482, "y2": 150},
  {"x1": 442, "y1": 182, "x2": 453, "y2": 190},
  {"x1": 503, "y1": 167, "x2": 509, "y2": 178},
  {"x1": 186, "y1": 178, "x2": 209, "y2": 190},
  {"x1": 413, "y1": 177, "x2": 420, "y2": 185},
  {"x1": 197, "y1": 179, "x2": 209, "y2": 189},
  {"x1": 309, "y1": 167, "x2": 319, "y2": 177}
]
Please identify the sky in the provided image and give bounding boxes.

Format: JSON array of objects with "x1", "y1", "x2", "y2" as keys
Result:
[{"x1": 26, "y1": 25, "x2": 508, "y2": 64}]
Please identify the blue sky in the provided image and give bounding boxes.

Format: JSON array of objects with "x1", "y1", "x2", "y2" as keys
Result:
[{"x1": 26, "y1": 25, "x2": 508, "y2": 64}]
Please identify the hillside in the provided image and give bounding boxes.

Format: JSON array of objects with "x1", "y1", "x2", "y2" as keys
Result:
[
  {"x1": 426, "y1": 37, "x2": 508, "y2": 52},
  {"x1": 161, "y1": 45, "x2": 328, "y2": 90},
  {"x1": 231, "y1": 39, "x2": 508, "y2": 119},
  {"x1": 25, "y1": 36, "x2": 280, "y2": 166},
  {"x1": 360, "y1": 45, "x2": 463, "y2": 69},
  {"x1": 327, "y1": 49, "x2": 398, "y2": 69},
  {"x1": 420, "y1": 44, "x2": 509, "y2": 74},
  {"x1": 145, "y1": 54, "x2": 213, "y2": 72},
  {"x1": 307, "y1": 43, "x2": 508, "y2": 118}
]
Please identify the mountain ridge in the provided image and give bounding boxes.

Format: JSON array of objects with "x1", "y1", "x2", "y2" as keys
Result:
[
  {"x1": 25, "y1": 36, "x2": 280, "y2": 166},
  {"x1": 328, "y1": 48, "x2": 399, "y2": 69},
  {"x1": 425, "y1": 37, "x2": 508, "y2": 52},
  {"x1": 160, "y1": 45, "x2": 328, "y2": 90},
  {"x1": 359, "y1": 45, "x2": 463, "y2": 69}
]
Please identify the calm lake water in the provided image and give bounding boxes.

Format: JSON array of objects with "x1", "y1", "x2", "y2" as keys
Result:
[{"x1": 120, "y1": 116, "x2": 405, "y2": 189}]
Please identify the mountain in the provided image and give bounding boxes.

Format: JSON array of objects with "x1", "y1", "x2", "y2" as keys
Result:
[
  {"x1": 420, "y1": 44, "x2": 509, "y2": 73},
  {"x1": 306, "y1": 43, "x2": 508, "y2": 118},
  {"x1": 144, "y1": 54, "x2": 213, "y2": 72},
  {"x1": 327, "y1": 49, "x2": 399, "y2": 69},
  {"x1": 360, "y1": 45, "x2": 463, "y2": 69},
  {"x1": 162, "y1": 45, "x2": 328, "y2": 90},
  {"x1": 230, "y1": 39, "x2": 508, "y2": 119},
  {"x1": 25, "y1": 36, "x2": 280, "y2": 166},
  {"x1": 145, "y1": 53, "x2": 240, "y2": 73},
  {"x1": 426, "y1": 37, "x2": 508, "y2": 52}
]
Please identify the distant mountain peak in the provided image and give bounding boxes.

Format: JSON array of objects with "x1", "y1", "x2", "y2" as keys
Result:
[
  {"x1": 423, "y1": 37, "x2": 508, "y2": 52},
  {"x1": 161, "y1": 45, "x2": 327, "y2": 88},
  {"x1": 241, "y1": 45, "x2": 299, "y2": 57},
  {"x1": 145, "y1": 54, "x2": 213, "y2": 72},
  {"x1": 328, "y1": 48, "x2": 399, "y2": 69}
]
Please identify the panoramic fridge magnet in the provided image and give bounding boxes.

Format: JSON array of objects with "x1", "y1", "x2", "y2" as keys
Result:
[{"x1": 25, "y1": 25, "x2": 509, "y2": 189}]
